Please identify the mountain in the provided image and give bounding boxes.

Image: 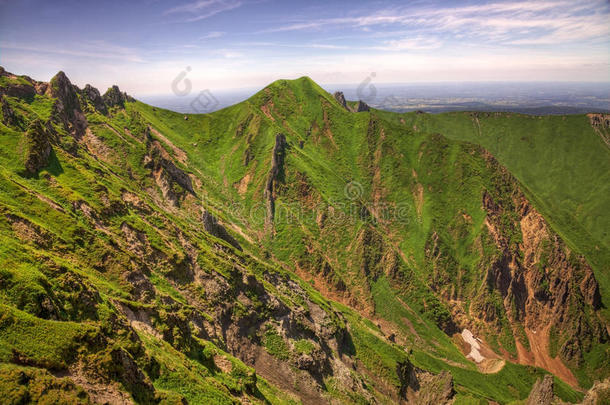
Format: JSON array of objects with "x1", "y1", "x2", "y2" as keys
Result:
[{"x1": 0, "y1": 66, "x2": 608, "y2": 404}]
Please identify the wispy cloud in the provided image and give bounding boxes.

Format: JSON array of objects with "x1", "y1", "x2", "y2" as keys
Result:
[
  {"x1": 164, "y1": 0, "x2": 242, "y2": 22},
  {"x1": 201, "y1": 31, "x2": 225, "y2": 39},
  {"x1": 307, "y1": 43, "x2": 348, "y2": 50},
  {"x1": 1, "y1": 0, "x2": 608, "y2": 91},
  {"x1": 232, "y1": 41, "x2": 348, "y2": 49},
  {"x1": 377, "y1": 36, "x2": 443, "y2": 51},
  {"x1": 262, "y1": 0, "x2": 610, "y2": 48},
  {"x1": 0, "y1": 40, "x2": 145, "y2": 63}
]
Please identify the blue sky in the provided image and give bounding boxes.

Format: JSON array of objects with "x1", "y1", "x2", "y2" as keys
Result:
[{"x1": 0, "y1": 0, "x2": 608, "y2": 95}]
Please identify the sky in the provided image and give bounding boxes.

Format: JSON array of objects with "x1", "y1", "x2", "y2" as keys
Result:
[{"x1": 0, "y1": 0, "x2": 609, "y2": 96}]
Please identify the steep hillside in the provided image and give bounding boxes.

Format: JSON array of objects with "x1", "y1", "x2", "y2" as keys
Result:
[{"x1": 0, "y1": 67, "x2": 607, "y2": 404}]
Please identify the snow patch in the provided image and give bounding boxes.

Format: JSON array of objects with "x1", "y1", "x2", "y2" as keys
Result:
[{"x1": 462, "y1": 329, "x2": 484, "y2": 363}]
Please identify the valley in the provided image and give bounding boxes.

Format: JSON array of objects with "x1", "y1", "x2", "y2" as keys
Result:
[{"x1": 0, "y1": 66, "x2": 608, "y2": 404}]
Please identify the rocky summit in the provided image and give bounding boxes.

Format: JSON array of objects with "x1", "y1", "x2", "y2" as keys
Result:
[{"x1": 0, "y1": 67, "x2": 609, "y2": 404}]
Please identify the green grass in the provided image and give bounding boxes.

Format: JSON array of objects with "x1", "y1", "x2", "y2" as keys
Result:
[
  {"x1": 263, "y1": 329, "x2": 290, "y2": 360},
  {"x1": 294, "y1": 339, "x2": 315, "y2": 355},
  {"x1": 371, "y1": 276, "x2": 470, "y2": 366},
  {"x1": 0, "y1": 363, "x2": 91, "y2": 404},
  {"x1": 401, "y1": 111, "x2": 610, "y2": 301},
  {"x1": 139, "y1": 333, "x2": 236, "y2": 404},
  {"x1": 0, "y1": 304, "x2": 97, "y2": 369},
  {"x1": 412, "y1": 351, "x2": 582, "y2": 404}
]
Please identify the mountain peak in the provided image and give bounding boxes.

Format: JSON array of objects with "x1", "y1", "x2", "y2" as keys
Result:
[
  {"x1": 263, "y1": 75, "x2": 320, "y2": 91},
  {"x1": 48, "y1": 70, "x2": 81, "y2": 118},
  {"x1": 50, "y1": 70, "x2": 69, "y2": 83}
]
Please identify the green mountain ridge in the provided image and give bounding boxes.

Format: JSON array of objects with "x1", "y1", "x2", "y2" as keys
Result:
[{"x1": 0, "y1": 67, "x2": 608, "y2": 404}]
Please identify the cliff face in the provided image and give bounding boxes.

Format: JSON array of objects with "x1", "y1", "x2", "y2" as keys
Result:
[
  {"x1": 144, "y1": 138, "x2": 194, "y2": 207},
  {"x1": 421, "y1": 152, "x2": 609, "y2": 387},
  {"x1": 468, "y1": 158, "x2": 607, "y2": 382}
]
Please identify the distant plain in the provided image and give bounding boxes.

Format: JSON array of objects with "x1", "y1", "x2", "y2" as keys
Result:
[{"x1": 140, "y1": 81, "x2": 610, "y2": 115}]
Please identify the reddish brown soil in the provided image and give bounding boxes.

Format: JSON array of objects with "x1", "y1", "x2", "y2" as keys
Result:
[{"x1": 516, "y1": 327, "x2": 579, "y2": 388}]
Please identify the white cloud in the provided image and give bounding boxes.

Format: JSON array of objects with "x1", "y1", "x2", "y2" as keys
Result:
[
  {"x1": 0, "y1": 40, "x2": 145, "y2": 63},
  {"x1": 262, "y1": 0, "x2": 610, "y2": 48},
  {"x1": 378, "y1": 36, "x2": 443, "y2": 51},
  {"x1": 201, "y1": 31, "x2": 225, "y2": 39},
  {"x1": 2, "y1": 0, "x2": 608, "y2": 92},
  {"x1": 164, "y1": 0, "x2": 242, "y2": 22}
]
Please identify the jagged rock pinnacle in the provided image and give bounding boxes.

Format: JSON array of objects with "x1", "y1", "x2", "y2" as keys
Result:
[
  {"x1": 103, "y1": 85, "x2": 133, "y2": 108},
  {"x1": 82, "y1": 84, "x2": 107, "y2": 114},
  {"x1": 333, "y1": 91, "x2": 348, "y2": 110},
  {"x1": 352, "y1": 100, "x2": 370, "y2": 112},
  {"x1": 47, "y1": 70, "x2": 82, "y2": 125}
]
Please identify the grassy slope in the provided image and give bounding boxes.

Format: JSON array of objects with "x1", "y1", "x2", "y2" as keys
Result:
[
  {"x1": 0, "y1": 82, "x2": 304, "y2": 403},
  {"x1": 127, "y1": 77, "x2": 597, "y2": 402},
  {"x1": 397, "y1": 111, "x2": 610, "y2": 300}
]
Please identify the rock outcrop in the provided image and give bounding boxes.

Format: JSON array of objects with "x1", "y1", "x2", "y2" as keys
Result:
[
  {"x1": 582, "y1": 377, "x2": 610, "y2": 405},
  {"x1": 45, "y1": 71, "x2": 90, "y2": 137},
  {"x1": 333, "y1": 92, "x2": 370, "y2": 112},
  {"x1": 82, "y1": 84, "x2": 107, "y2": 114},
  {"x1": 23, "y1": 119, "x2": 52, "y2": 175},
  {"x1": 1, "y1": 67, "x2": 131, "y2": 134},
  {"x1": 1, "y1": 95, "x2": 19, "y2": 127},
  {"x1": 264, "y1": 133, "x2": 287, "y2": 230},
  {"x1": 400, "y1": 358, "x2": 455, "y2": 405},
  {"x1": 103, "y1": 85, "x2": 133, "y2": 108},
  {"x1": 202, "y1": 209, "x2": 242, "y2": 251},
  {"x1": 333, "y1": 91, "x2": 348, "y2": 110},
  {"x1": 0, "y1": 67, "x2": 37, "y2": 99},
  {"x1": 527, "y1": 375, "x2": 555, "y2": 405},
  {"x1": 415, "y1": 371, "x2": 454, "y2": 405},
  {"x1": 144, "y1": 138, "x2": 194, "y2": 206},
  {"x1": 588, "y1": 113, "x2": 610, "y2": 148},
  {"x1": 351, "y1": 100, "x2": 370, "y2": 112},
  {"x1": 47, "y1": 71, "x2": 81, "y2": 120}
]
